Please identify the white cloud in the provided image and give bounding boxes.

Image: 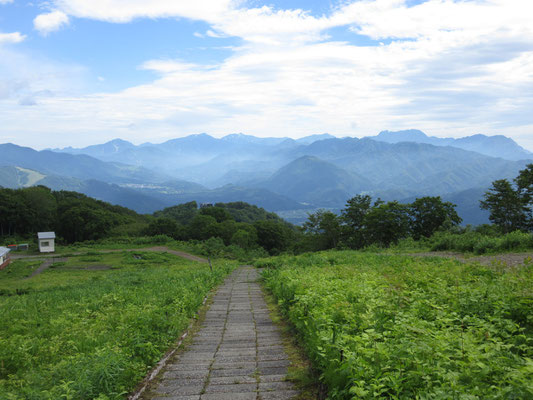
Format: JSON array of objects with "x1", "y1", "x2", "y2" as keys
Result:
[
  {"x1": 54, "y1": 0, "x2": 237, "y2": 23},
  {"x1": 2, "y1": 0, "x2": 533, "y2": 150},
  {"x1": 0, "y1": 32, "x2": 26, "y2": 44},
  {"x1": 0, "y1": 0, "x2": 14, "y2": 4},
  {"x1": 34, "y1": 11, "x2": 70, "y2": 35}
]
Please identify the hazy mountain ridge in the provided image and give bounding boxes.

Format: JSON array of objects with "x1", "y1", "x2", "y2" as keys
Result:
[
  {"x1": 0, "y1": 143, "x2": 171, "y2": 184},
  {"x1": 5, "y1": 130, "x2": 532, "y2": 224},
  {"x1": 372, "y1": 129, "x2": 532, "y2": 161},
  {"x1": 0, "y1": 164, "x2": 304, "y2": 214}
]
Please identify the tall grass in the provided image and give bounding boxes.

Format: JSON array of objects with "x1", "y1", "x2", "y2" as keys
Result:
[{"x1": 0, "y1": 251, "x2": 236, "y2": 399}]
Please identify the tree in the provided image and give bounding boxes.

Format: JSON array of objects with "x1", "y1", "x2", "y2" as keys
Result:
[
  {"x1": 231, "y1": 229, "x2": 257, "y2": 249},
  {"x1": 188, "y1": 214, "x2": 218, "y2": 241},
  {"x1": 215, "y1": 219, "x2": 238, "y2": 245},
  {"x1": 154, "y1": 201, "x2": 198, "y2": 225},
  {"x1": 57, "y1": 205, "x2": 114, "y2": 243},
  {"x1": 21, "y1": 186, "x2": 57, "y2": 233},
  {"x1": 515, "y1": 163, "x2": 533, "y2": 229},
  {"x1": 302, "y1": 209, "x2": 341, "y2": 250},
  {"x1": 253, "y1": 220, "x2": 291, "y2": 254},
  {"x1": 144, "y1": 218, "x2": 181, "y2": 239},
  {"x1": 341, "y1": 195, "x2": 372, "y2": 230},
  {"x1": 409, "y1": 196, "x2": 462, "y2": 239},
  {"x1": 480, "y1": 179, "x2": 527, "y2": 233},
  {"x1": 364, "y1": 201, "x2": 410, "y2": 246},
  {"x1": 340, "y1": 195, "x2": 373, "y2": 248},
  {"x1": 199, "y1": 206, "x2": 233, "y2": 223}
]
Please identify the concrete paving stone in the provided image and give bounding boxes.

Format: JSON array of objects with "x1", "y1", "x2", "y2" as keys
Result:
[
  {"x1": 155, "y1": 384, "x2": 204, "y2": 396},
  {"x1": 177, "y1": 354, "x2": 215, "y2": 362},
  {"x1": 214, "y1": 355, "x2": 257, "y2": 363},
  {"x1": 211, "y1": 361, "x2": 256, "y2": 370},
  {"x1": 204, "y1": 383, "x2": 257, "y2": 393},
  {"x1": 186, "y1": 345, "x2": 218, "y2": 351},
  {"x1": 200, "y1": 392, "x2": 257, "y2": 400},
  {"x1": 257, "y1": 390, "x2": 300, "y2": 399},
  {"x1": 259, "y1": 374, "x2": 287, "y2": 383},
  {"x1": 208, "y1": 375, "x2": 258, "y2": 385},
  {"x1": 162, "y1": 370, "x2": 210, "y2": 380},
  {"x1": 225, "y1": 327, "x2": 256, "y2": 332},
  {"x1": 191, "y1": 337, "x2": 220, "y2": 342},
  {"x1": 158, "y1": 378, "x2": 205, "y2": 388},
  {"x1": 165, "y1": 363, "x2": 211, "y2": 371},
  {"x1": 210, "y1": 368, "x2": 257, "y2": 377},
  {"x1": 256, "y1": 336, "x2": 283, "y2": 342},
  {"x1": 256, "y1": 342, "x2": 285, "y2": 349},
  {"x1": 257, "y1": 353, "x2": 289, "y2": 362},
  {"x1": 152, "y1": 396, "x2": 200, "y2": 400},
  {"x1": 258, "y1": 360, "x2": 290, "y2": 368},
  {"x1": 257, "y1": 346, "x2": 285, "y2": 353},
  {"x1": 222, "y1": 337, "x2": 256, "y2": 343},
  {"x1": 258, "y1": 366, "x2": 288, "y2": 376},
  {"x1": 217, "y1": 349, "x2": 256, "y2": 356},
  {"x1": 218, "y1": 344, "x2": 256, "y2": 350}
]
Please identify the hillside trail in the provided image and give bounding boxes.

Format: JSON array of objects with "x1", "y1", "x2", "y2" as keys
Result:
[
  {"x1": 12, "y1": 246, "x2": 207, "y2": 279},
  {"x1": 134, "y1": 265, "x2": 299, "y2": 400}
]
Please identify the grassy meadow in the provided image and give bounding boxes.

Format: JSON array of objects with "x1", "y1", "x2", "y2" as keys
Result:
[
  {"x1": 260, "y1": 251, "x2": 533, "y2": 399},
  {"x1": 0, "y1": 249, "x2": 237, "y2": 400}
]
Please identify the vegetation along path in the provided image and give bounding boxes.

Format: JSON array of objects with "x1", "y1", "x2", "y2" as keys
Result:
[
  {"x1": 141, "y1": 266, "x2": 299, "y2": 400},
  {"x1": 14, "y1": 246, "x2": 207, "y2": 279}
]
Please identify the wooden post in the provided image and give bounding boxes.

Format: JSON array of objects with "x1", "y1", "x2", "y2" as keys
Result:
[{"x1": 208, "y1": 257, "x2": 213, "y2": 272}]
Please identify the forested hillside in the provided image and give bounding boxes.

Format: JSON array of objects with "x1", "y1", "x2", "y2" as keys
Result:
[{"x1": 0, "y1": 186, "x2": 145, "y2": 242}]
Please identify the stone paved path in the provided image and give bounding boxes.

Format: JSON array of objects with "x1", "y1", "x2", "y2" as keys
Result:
[{"x1": 144, "y1": 266, "x2": 299, "y2": 400}]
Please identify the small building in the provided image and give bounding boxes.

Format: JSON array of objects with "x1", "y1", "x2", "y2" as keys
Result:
[
  {"x1": 38, "y1": 232, "x2": 56, "y2": 253},
  {"x1": 0, "y1": 247, "x2": 11, "y2": 270}
]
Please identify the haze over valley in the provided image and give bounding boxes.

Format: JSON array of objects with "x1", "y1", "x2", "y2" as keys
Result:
[{"x1": 1, "y1": 129, "x2": 531, "y2": 225}]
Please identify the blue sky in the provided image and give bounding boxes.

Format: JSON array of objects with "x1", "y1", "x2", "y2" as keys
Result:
[{"x1": 1, "y1": 0, "x2": 532, "y2": 150}]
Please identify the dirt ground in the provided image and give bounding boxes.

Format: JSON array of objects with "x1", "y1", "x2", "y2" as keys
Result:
[{"x1": 411, "y1": 251, "x2": 533, "y2": 268}]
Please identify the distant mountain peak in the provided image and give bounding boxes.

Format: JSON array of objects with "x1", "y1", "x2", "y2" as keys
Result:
[
  {"x1": 295, "y1": 133, "x2": 336, "y2": 144},
  {"x1": 107, "y1": 138, "x2": 133, "y2": 145},
  {"x1": 376, "y1": 129, "x2": 429, "y2": 141},
  {"x1": 221, "y1": 133, "x2": 249, "y2": 140},
  {"x1": 371, "y1": 129, "x2": 531, "y2": 161}
]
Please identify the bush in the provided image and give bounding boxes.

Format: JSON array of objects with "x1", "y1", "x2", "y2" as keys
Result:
[
  {"x1": 429, "y1": 230, "x2": 533, "y2": 254},
  {"x1": 262, "y1": 251, "x2": 533, "y2": 399}
]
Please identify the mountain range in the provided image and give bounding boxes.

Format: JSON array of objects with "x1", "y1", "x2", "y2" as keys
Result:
[{"x1": 2, "y1": 130, "x2": 531, "y2": 225}]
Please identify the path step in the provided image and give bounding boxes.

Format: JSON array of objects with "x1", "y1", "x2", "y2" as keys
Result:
[{"x1": 143, "y1": 266, "x2": 299, "y2": 400}]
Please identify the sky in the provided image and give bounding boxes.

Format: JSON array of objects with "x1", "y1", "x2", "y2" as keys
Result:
[{"x1": 1, "y1": 0, "x2": 533, "y2": 150}]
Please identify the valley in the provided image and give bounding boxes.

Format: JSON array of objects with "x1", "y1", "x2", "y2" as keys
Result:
[{"x1": 2, "y1": 130, "x2": 531, "y2": 225}]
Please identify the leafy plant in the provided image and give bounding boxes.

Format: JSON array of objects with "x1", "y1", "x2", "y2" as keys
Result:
[{"x1": 262, "y1": 250, "x2": 533, "y2": 399}]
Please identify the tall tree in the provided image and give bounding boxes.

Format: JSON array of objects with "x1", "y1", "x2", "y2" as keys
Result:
[
  {"x1": 341, "y1": 195, "x2": 373, "y2": 248},
  {"x1": 364, "y1": 201, "x2": 410, "y2": 246},
  {"x1": 253, "y1": 220, "x2": 291, "y2": 254},
  {"x1": 409, "y1": 196, "x2": 462, "y2": 239},
  {"x1": 515, "y1": 163, "x2": 533, "y2": 229},
  {"x1": 303, "y1": 209, "x2": 341, "y2": 250},
  {"x1": 480, "y1": 179, "x2": 527, "y2": 233}
]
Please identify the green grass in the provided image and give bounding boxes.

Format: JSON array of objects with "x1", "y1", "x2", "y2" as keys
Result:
[
  {"x1": 0, "y1": 249, "x2": 237, "y2": 400},
  {"x1": 260, "y1": 251, "x2": 533, "y2": 399}
]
